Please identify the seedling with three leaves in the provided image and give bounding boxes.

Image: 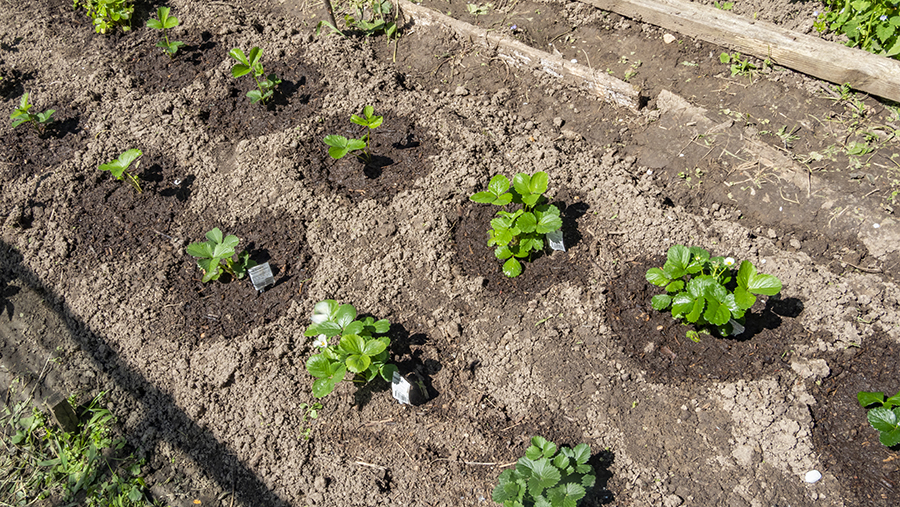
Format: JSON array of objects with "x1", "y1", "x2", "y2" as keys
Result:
[
  {"x1": 98, "y1": 149, "x2": 143, "y2": 193},
  {"x1": 493, "y1": 436, "x2": 596, "y2": 507},
  {"x1": 469, "y1": 172, "x2": 563, "y2": 277},
  {"x1": 323, "y1": 105, "x2": 383, "y2": 162},
  {"x1": 229, "y1": 47, "x2": 281, "y2": 104},
  {"x1": 304, "y1": 300, "x2": 397, "y2": 398},
  {"x1": 186, "y1": 228, "x2": 256, "y2": 283},
  {"x1": 858, "y1": 390, "x2": 900, "y2": 447},
  {"x1": 147, "y1": 7, "x2": 184, "y2": 57},
  {"x1": 646, "y1": 245, "x2": 783, "y2": 341},
  {"x1": 10, "y1": 93, "x2": 55, "y2": 133}
]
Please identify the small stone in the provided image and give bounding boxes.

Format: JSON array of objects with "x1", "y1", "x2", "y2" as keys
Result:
[
  {"x1": 790, "y1": 238, "x2": 801, "y2": 249},
  {"x1": 663, "y1": 34, "x2": 677, "y2": 44},
  {"x1": 553, "y1": 117, "x2": 564, "y2": 128},
  {"x1": 805, "y1": 470, "x2": 822, "y2": 483},
  {"x1": 454, "y1": 86, "x2": 469, "y2": 96},
  {"x1": 791, "y1": 358, "x2": 830, "y2": 380},
  {"x1": 314, "y1": 476, "x2": 327, "y2": 491},
  {"x1": 663, "y1": 494, "x2": 683, "y2": 507}
]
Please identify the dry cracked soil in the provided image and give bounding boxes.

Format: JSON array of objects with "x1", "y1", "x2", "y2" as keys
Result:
[{"x1": 2, "y1": 0, "x2": 900, "y2": 506}]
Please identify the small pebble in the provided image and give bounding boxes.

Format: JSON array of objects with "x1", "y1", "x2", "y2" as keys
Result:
[
  {"x1": 873, "y1": 223, "x2": 881, "y2": 229},
  {"x1": 663, "y1": 33, "x2": 677, "y2": 44},
  {"x1": 805, "y1": 470, "x2": 822, "y2": 483}
]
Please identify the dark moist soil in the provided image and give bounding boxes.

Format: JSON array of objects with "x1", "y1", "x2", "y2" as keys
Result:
[
  {"x1": 454, "y1": 187, "x2": 594, "y2": 298},
  {"x1": 608, "y1": 256, "x2": 816, "y2": 382},
  {"x1": 294, "y1": 111, "x2": 439, "y2": 204},
  {"x1": 810, "y1": 333, "x2": 900, "y2": 507}
]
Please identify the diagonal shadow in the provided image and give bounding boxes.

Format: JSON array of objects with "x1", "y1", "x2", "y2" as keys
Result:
[{"x1": 0, "y1": 238, "x2": 284, "y2": 505}]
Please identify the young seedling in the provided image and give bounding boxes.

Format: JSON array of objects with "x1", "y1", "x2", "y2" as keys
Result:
[
  {"x1": 185, "y1": 228, "x2": 256, "y2": 283},
  {"x1": 719, "y1": 52, "x2": 756, "y2": 79},
  {"x1": 98, "y1": 149, "x2": 143, "y2": 193},
  {"x1": 469, "y1": 172, "x2": 563, "y2": 277},
  {"x1": 229, "y1": 47, "x2": 281, "y2": 105},
  {"x1": 323, "y1": 105, "x2": 383, "y2": 162},
  {"x1": 858, "y1": 390, "x2": 900, "y2": 447},
  {"x1": 10, "y1": 93, "x2": 55, "y2": 133},
  {"x1": 304, "y1": 300, "x2": 397, "y2": 398},
  {"x1": 147, "y1": 7, "x2": 184, "y2": 57},
  {"x1": 493, "y1": 436, "x2": 596, "y2": 507},
  {"x1": 73, "y1": 0, "x2": 134, "y2": 34},
  {"x1": 646, "y1": 245, "x2": 783, "y2": 341}
]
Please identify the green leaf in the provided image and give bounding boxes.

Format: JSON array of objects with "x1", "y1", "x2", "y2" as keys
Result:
[
  {"x1": 312, "y1": 377, "x2": 337, "y2": 398},
  {"x1": 748, "y1": 273, "x2": 782, "y2": 296},
  {"x1": 645, "y1": 268, "x2": 671, "y2": 287},
  {"x1": 493, "y1": 469, "x2": 524, "y2": 503},
  {"x1": 535, "y1": 212, "x2": 562, "y2": 234},
  {"x1": 521, "y1": 193, "x2": 541, "y2": 207},
  {"x1": 339, "y1": 334, "x2": 366, "y2": 355},
  {"x1": 470, "y1": 191, "x2": 497, "y2": 203},
  {"x1": 572, "y1": 443, "x2": 591, "y2": 465},
  {"x1": 519, "y1": 236, "x2": 542, "y2": 254},
  {"x1": 885, "y1": 392, "x2": 900, "y2": 408},
  {"x1": 489, "y1": 174, "x2": 510, "y2": 195},
  {"x1": 736, "y1": 260, "x2": 754, "y2": 289},
  {"x1": 495, "y1": 245, "x2": 514, "y2": 260},
  {"x1": 686, "y1": 297, "x2": 705, "y2": 323},
  {"x1": 529, "y1": 171, "x2": 549, "y2": 194},
  {"x1": 859, "y1": 391, "x2": 886, "y2": 408},
  {"x1": 671, "y1": 292, "x2": 695, "y2": 318},
  {"x1": 869, "y1": 406, "x2": 899, "y2": 433},
  {"x1": 512, "y1": 173, "x2": 532, "y2": 196},
  {"x1": 306, "y1": 355, "x2": 335, "y2": 378},
  {"x1": 665, "y1": 280, "x2": 684, "y2": 293},
  {"x1": 247, "y1": 46, "x2": 262, "y2": 68},
  {"x1": 306, "y1": 321, "x2": 341, "y2": 338},
  {"x1": 652, "y1": 294, "x2": 672, "y2": 311},
  {"x1": 667, "y1": 245, "x2": 691, "y2": 273},
  {"x1": 346, "y1": 354, "x2": 371, "y2": 373},
  {"x1": 703, "y1": 297, "x2": 732, "y2": 326},
  {"x1": 363, "y1": 338, "x2": 387, "y2": 356},
  {"x1": 880, "y1": 425, "x2": 900, "y2": 447},
  {"x1": 503, "y1": 257, "x2": 523, "y2": 277},
  {"x1": 517, "y1": 212, "x2": 537, "y2": 233},
  {"x1": 687, "y1": 275, "x2": 717, "y2": 299},
  {"x1": 525, "y1": 459, "x2": 561, "y2": 497},
  {"x1": 733, "y1": 286, "x2": 756, "y2": 310},
  {"x1": 372, "y1": 319, "x2": 390, "y2": 334},
  {"x1": 186, "y1": 241, "x2": 215, "y2": 259},
  {"x1": 342, "y1": 321, "x2": 364, "y2": 336},
  {"x1": 379, "y1": 363, "x2": 398, "y2": 382},
  {"x1": 548, "y1": 482, "x2": 586, "y2": 507},
  {"x1": 334, "y1": 304, "x2": 357, "y2": 328},
  {"x1": 206, "y1": 227, "x2": 224, "y2": 244}
]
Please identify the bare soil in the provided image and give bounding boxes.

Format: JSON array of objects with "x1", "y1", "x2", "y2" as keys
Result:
[{"x1": 2, "y1": 1, "x2": 900, "y2": 506}]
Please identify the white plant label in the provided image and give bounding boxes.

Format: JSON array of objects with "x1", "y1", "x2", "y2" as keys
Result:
[
  {"x1": 248, "y1": 262, "x2": 275, "y2": 292},
  {"x1": 547, "y1": 229, "x2": 565, "y2": 252}
]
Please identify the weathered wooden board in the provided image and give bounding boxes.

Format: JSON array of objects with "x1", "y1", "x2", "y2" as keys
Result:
[
  {"x1": 580, "y1": 0, "x2": 900, "y2": 103},
  {"x1": 398, "y1": 0, "x2": 640, "y2": 110}
]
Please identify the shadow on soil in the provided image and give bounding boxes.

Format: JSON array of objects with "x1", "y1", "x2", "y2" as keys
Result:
[{"x1": 0, "y1": 239, "x2": 285, "y2": 505}]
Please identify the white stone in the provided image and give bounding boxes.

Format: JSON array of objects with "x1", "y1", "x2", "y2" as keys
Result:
[{"x1": 805, "y1": 470, "x2": 822, "y2": 483}]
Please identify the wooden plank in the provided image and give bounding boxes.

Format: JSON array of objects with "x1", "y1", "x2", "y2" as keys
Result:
[
  {"x1": 580, "y1": 0, "x2": 900, "y2": 103},
  {"x1": 398, "y1": 0, "x2": 640, "y2": 110}
]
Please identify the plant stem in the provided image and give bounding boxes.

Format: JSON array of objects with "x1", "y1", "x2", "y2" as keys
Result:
[{"x1": 324, "y1": 0, "x2": 339, "y2": 31}]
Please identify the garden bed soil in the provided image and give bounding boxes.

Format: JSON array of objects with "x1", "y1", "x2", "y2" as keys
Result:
[{"x1": 2, "y1": 1, "x2": 900, "y2": 506}]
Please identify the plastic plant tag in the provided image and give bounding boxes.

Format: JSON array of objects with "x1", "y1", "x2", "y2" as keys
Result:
[
  {"x1": 248, "y1": 262, "x2": 275, "y2": 292},
  {"x1": 546, "y1": 229, "x2": 565, "y2": 252},
  {"x1": 392, "y1": 370, "x2": 412, "y2": 405},
  {"x1": 391, "y1": 371, "x2": 429, "y2": 405},
  {"x1": 728, "y1": 318, "x2": 745, "y2": 336}
]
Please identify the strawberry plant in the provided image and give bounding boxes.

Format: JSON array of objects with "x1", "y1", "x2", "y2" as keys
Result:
[
  {"x1": 469, "y1": 172, "x2": 563, "y2": 277},
  {"x1": 10, "y1": 93, "x2": 55, "y2": 133},
  {"x1": 646, "y1": 245, "x2": 783, "y2": 341},
  {"x1": 229, "y1": 47, "x2": 281, "y2": 105},
  {"x1": 98, "y1": 149, "x2": 142, "y2": 193},
  {"x1": 73, "y1": 0, "x2": 133, "y2": 34},
  {"x1": 304, "y1": 300, "x2": 397, "y2": 398},
  {"x1": 147, "y1": 7, "x2": 184, "y2": 57},
  {"x1": 858, "y1": 390, "x2": 900, "y2": 447},
  {"x1": 493, "y1": 436, "x2": 596, "y2": 507},
  {"x1": 185, "y1": 228, "x2": 256, "y2": 283},
  {"x1": 323, "y1": 105, "x2": 383, "y2": 162},
  {"x1": 816, "y1": 1, "x2": 900, "y2": 57}
]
